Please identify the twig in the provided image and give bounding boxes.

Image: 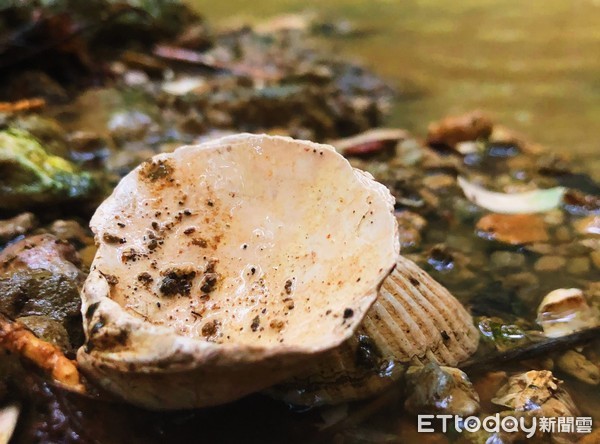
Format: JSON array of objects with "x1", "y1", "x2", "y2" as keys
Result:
[
  {"x1": 0, "y1": 97, "x2": 45, "y2": 113},
  {"x1": 460, "y1": 326, "x2": 600, "y2": 374}
]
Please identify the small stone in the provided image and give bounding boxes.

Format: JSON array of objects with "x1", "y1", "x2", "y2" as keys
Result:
[
  {"x1": 567, "y1": 257, "x2": 590, "y2": 275},
  {"x1": 542, "y1": 209, "x2": 565, "y2": 226},
  {"x1": 422, "y1": 174, "x2": 455, "y2": 191},
  {"x1": 525, "y1": 243, "x2": 555, "y2": 255},
  {"x1": 404, "y1": 363, "x2": 480, "y2": 416},
  {"x1": 427, "y1": 110, "x2": 493, "y2": 149},
  {"x1": 591, "y1": 251, "x2": 600, "y2": 270},
  {"x1": 504, "y1": 271, "x2": 539, "y2": 289},
  {"x1": 556, "y1": 350, "x2": 600, "y2": 385},
  {"x1": 574, "y1": 215, "x2": 600, "y2": 236},
  {"x1": 476, "y1": 213, "x2": 549, "y2": 245},
  {"x1": 534, "y1": 255, "x2": 566, "y2": 272},
  {"x1": 554, "y1": 226, "x2": 571, "y2": 242},
  {"x1": 490, "y1": 251, "x2": 525, "y2": 269},
  {"x1": 0, "y1": 213, "x2": 37, "y2": 243},
  {"x1": 396, "y1": 211, "x2": 427, "y2": 248},
  {"x1": 49, "y1": 220, "x2": 94, "y2": 247}
]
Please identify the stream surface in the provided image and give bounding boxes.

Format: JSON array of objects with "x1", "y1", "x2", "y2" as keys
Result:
[{"x1": 192, "y1": 0, "x2": 600, "y2": 174}]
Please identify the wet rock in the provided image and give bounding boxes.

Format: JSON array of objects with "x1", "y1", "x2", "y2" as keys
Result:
[
  {"x1": 162, "y1": 76, "x2": 208, "y2": 96},
  {"x1": 574, "y1": 215, "x2": 600, "y2": 236},
  {"x1": 566, "y1": 257, "x2": 590, "y2": 275},
  {"x1": 0, "y1": 213, "x2": 37, "y2": 244},
  {"x1": 476, "y1": 213, "x2": 549, "y2": 245},
  {"x1": 395, "y1": 211, "x2": 427, "y2": 248},
  {"x1": 422, "y1": 174, "x2": 456, "y2": 191},
  {"x1": 0, "y1": 234, "x2": 82, "y2": 279},
  {"x1": 427, "y1": 110, "x2": 493, "y2": 150},
  {"x1": 404, "y1": 363, "x2": 480, "y2": 416},
  {"x1": 591, "y1": 251, "x2": 600, "y2": 270},
  {"x1": 16, "y1": 315, "x2": 72, "y2": 352},
  {"x1": 68, "y1": 88, "x2": 159, "y2": 145},
  {"x1": 0, "y1": 128, "x2": 96, "y2": 210},
  {"x1": 536, "y1": 288, "x2": 599, "y2": 338},
  {"x1": 395, "y1": 138, "x2": 423, "y2": 166},
  {"x1": 10, "y1": 115, "x2": 69, "y2": 158},
  {"x1": 554, "y1": 225, "x2": 571, "y2": 242},
  {"x1": 534, "y1": 255, "x2": 566, "y2": 272},
  {"x1": 542, "y1": 209, "x2": 565, "y2": 226},
  {"x1": 49, "y1": 220, "x2": 94, "y2": 248},
  {"x1": 108, "y1": 110, "x2": 154, "y2": 143},
  {"x1": 556, "y1": 350, "x2": 600, "y2": 385},
  {"x1": 490, "y1": 251, "x2": 525, "y2": 270},
  {"x1": 427, "y1": 245, "x2": 456, "y2": 272},
  {"x1": 67, "y1": 131, "x2": 111, "y2": 163},
  {"x1": 0, "y1": 234, "x2": 84, "y2": 332}
]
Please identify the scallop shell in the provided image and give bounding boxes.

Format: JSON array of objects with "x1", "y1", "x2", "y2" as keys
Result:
[
  {"x1": 77, "y1": 134, "x2": 399, "y2": 410},
  {"x1": 268, "y1": 255, "x2": 479, "y2": 406}
]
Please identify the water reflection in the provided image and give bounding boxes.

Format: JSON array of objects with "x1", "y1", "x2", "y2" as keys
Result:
[{"x1": 192, "y1": 0, "x2": 600, "y2": 173}]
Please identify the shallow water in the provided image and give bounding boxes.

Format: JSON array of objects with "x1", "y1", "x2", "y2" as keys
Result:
[{"x1": 191, "y1": 0, "x2": 600, "y2": 170}]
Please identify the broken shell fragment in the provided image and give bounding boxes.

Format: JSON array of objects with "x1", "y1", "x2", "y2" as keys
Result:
[
  {"x1": 267, "y1": 256, "x2": 479, "y2": 406},
  {"x1": 77, "y1": 134, "x2": 399, "y2": 410},
  {"x1": 0, "y1": 404, "x2": 19, "y2": 444},
  {"x1": 492, "y1": 370, "x2": 579, "y2": 417},
  {"x1": 329, "y1": 128, "x2": 409, "y2": 157},
  {"x1": 536, "y1": 288, "x2": 599, "y2": 338}
]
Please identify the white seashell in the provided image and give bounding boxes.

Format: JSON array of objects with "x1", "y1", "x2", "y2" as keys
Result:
[
  {"x1": 0, "y1": 404, "x2": 19, "y2": 444},
  {"x1": 268, "y1": 256, "x2": 479, "y2": 406},
  {"x1": 77, "y1": 134, "x2": 399, "y2": 410},
  {"x1": 536, "y1": 288, "x2": 599, "y2": 338}
]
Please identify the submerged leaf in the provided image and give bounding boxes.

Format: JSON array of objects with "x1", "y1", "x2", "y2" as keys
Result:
[{"x1": 458, "y1": 176, "x2": 565, "y2": 214}]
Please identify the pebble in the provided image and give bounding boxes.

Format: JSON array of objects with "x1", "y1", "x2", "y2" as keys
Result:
[
  {"x1": 396, "y1": 211, "x2": 427, "y2": 248},
  {"x1": 554, "y1": 226, "x2": 571, "y2": 242},
  {"x1": 476, "y1": 213, "x2": 549, "y2": 245},
  {"x1": 490, "y1": 251, "x2": 525, "y2": 269},
  {"x1": 0, "y1": 213, "x2": 37, "y2": 243},
  {"x1": 574, "y1": 215, "x2": 600, "y2": 236},
  {"x1": 534, "y1": 255, "x2": 566, "y2": 272},
  {"x1": 422, "y1": 174, "x2": 455, "y2": 190},
  {"x1": 556, "y1": 350, "x2": 600, "y2": 385},
  {"x1": 567, "y1": 257, "x2": 591, "y2": 275},
  {"x1": 591, "y1": 251, "x2": 600, "y2": 270},
  {"x1": 542, "y1": 209, "x2": 565, "y2": 226},
  {"x1": 426, "y1": 110, "x2": 493, "y2": 149}
]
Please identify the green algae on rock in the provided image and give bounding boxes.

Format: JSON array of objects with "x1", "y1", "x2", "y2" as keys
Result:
[{"x1": 0, "y1": 129, "x2": 96, "y2": 209}]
